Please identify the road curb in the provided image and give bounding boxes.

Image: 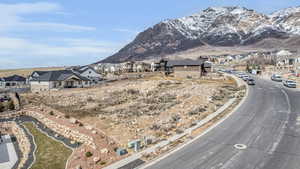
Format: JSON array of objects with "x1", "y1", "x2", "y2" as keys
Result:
[
  {"x1": 139, "y1": 74, "x2": 249, "y2": 169},
  {"x1": 104, "y1": 74, "x2": 249, "y2": 169}
]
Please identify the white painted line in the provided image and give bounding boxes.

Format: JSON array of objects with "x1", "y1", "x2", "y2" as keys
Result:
[
  {"x1": 268, "y1": 89, "x2": 291, "y2": 155},
  {"x1": 139, "y1": 77, "x2": 249, "y2": 169},
  {"x1": 234, "y1": 144, "x2": 247, "y2": 150},
  {"x1": 103, "y1": 74, "x2": 249, "y2": 169}
]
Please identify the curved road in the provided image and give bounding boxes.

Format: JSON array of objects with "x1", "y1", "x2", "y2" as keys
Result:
[{"x1": 145, "y1": 77, "x2": 300, "y2": 169}]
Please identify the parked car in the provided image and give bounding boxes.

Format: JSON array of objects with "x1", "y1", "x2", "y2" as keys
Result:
[
  {"x1": 242, "y1": 75, "x2": 250, "y2": 81},
  {"x1": 247, "y1": 78, "x2": 255, "y2": 85},
  {"x1": 0, "y1": 96, "x2": 10, "y2": 102},
  {"x1": 283, "y1": 80, "x2": 297, "y2": 88},
  {"x1": 237, "y1": 73, "x2": 245, "y2": 78},
  {"x1": 271, "y1": 74, "x2": 283, "y2": 82}
]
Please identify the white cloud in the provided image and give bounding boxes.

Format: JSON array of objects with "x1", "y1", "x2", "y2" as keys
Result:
[
  {"x1": 0, "y1": 37, "x2": 123, "y2": 69},
  {"x1": 113, "y1": 28, "x2": 139, "y2": 34},
  {"x1": 0, "y1": 2, "x2": 96, "y2": 32},
  {"x1": 0, "y1": 2, "x2": 121, "y2": 69},
  {"x1": 0, "y1": 37, "x2": 121, "y2": 57}
]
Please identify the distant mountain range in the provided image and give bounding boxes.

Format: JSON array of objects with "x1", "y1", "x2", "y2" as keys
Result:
[{"x1": 99, "y1": 6, "x2": 300, "y2": 63}]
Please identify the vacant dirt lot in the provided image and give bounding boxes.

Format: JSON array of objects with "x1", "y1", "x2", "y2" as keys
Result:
[{"x1": 24, "y1": 72, "x2": 238, "y2": 147}]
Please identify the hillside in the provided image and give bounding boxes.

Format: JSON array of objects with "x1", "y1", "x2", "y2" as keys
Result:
[{"x1": 99, "y1": 6, "x2": 300, "y2": 63}]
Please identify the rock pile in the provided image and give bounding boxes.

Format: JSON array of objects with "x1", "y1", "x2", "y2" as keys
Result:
[{"x1": 11, "y1": 122, "x2": 31, "y2": 169}]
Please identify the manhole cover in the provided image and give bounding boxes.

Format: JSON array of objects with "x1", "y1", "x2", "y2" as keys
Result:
[{"x1": 234, "y1": 144, "x2": 247, "y2": 150}]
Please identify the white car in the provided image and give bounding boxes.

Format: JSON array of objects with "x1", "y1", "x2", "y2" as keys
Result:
[{"x1": 283, "y1": 80, "x2": 297, "y2": 88}]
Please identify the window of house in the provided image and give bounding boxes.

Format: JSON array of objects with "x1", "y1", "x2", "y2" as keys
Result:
[
  {"x1": 85, "y1": 81, "x2": 88, "y2": 85},
  {"x1": 89, "y1": 71, "x2": 92, "y2": 74}
]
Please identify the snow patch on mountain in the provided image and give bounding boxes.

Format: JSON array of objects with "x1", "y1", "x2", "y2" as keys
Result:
[{"x1": 270, "y1": 6, "x2": 300, "y2": 35}]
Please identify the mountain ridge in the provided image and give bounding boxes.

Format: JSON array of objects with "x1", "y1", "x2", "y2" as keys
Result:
[{"x1": 99, "y1": 6, "x2": 300, "y2": 63}]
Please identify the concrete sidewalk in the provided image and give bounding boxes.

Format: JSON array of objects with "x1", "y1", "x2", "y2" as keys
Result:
[
  {"x1": 104, "y1": 73, "x2": 245, "y2": 169},
  {"x1": 104, "y1": 98, "x2": 237, "y2": 169},
  {"x1": 0, "y1": 135, "x2": 18, "y2": 169}
]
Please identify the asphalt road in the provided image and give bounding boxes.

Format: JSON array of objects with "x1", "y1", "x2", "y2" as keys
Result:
[{"x1": 145, "y1": 78, "x2": 300, "y2": 169}]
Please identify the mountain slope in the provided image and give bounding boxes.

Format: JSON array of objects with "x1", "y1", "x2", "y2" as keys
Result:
[{"x1": 100, "y1": 6, "x2": 300, "y2": 63}]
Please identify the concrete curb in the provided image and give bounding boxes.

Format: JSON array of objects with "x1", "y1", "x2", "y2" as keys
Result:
[
  {"x1": 139, "y1": 74, "x2": 249, "y2": 169},
  {"x1": 104, "y1": 74, "x2": 249, "y2": 169}
]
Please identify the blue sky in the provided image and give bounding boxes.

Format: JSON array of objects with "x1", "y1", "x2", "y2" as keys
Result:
[{"x1": 0, "y1": 0, "x2": 300, "y2": 69}]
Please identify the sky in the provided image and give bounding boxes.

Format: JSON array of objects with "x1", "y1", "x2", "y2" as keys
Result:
[{"x1": 0, "y1": 0, "x2": 300, "y2": 69}]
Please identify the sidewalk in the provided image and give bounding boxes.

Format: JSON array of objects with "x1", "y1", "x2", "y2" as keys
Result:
[
  {"x1": 104, "y1": 98, "x2": 237, "y2": 169},
  {"x1": 104, "y1": 73, "x2": 246, "y2": 169},
  {"x1": 0, "y1": 135, "x2": 18, "y2": 169}
]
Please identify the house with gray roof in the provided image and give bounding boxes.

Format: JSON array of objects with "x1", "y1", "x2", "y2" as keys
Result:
[
  {"x1": 71, "y1": 66, "x2": 102, "y2": 83},
  {"x1": 29, "y1": 70, "x2": 91, "y2": 92},
  {"x1": 166, "y1": 59, "x2": 212, "y2": 74},
  {"x1": 0, "y1": 75, "x2": 27, "y2": 89}
]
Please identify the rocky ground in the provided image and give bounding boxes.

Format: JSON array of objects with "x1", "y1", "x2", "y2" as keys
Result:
[{"x1": 23, "y1": 72, "x2": 237, "y2": 150}]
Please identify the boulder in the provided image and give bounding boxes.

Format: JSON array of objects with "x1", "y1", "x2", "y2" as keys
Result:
[
  {"x1": 93, "y1": 157, "x2": 101, "y2": 163},
  {"x1": 85, "y1": 125, "x2": 93, "y2": 130},
  {"x1": 75, "y1": 165, "x2": 82, "y2": 169},
  {"x1": 100, "y1": 148, "x2": 109, "y2": 154},
  {"x1": 69, "y1": 118, "x2": 78, "y2": 124}
]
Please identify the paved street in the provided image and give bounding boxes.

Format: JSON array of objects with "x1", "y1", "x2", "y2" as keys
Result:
[{"x1": 145, "y1": 78, "x2": 300, "y2": 169}]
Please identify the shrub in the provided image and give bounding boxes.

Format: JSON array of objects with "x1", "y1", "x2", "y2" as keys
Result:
[
  {"x1": 0, "y1": 102, "x2": 4, "y2": 112},
  {"x1": 87, "y1": 97, "x2": 95, "y2": 102},
  {"x1": 100, "y1": 161, "x2": 106, "y2": 165},
  {"x1": 49, "y1": 111, "x2": 54, "y2": 116},
  {"x1": 64, "y1": 115, "x2": 70, "y2": 119},
  {"x1": 7, "y1": 101, "x2": 15, "y2": 110},
  {"x1": 85, "y1": 151, "x2": 93, "y2": 158}
]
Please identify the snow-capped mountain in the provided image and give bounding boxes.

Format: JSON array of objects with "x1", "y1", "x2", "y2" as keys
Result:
[
  {"x1": 270, "y1": 7, "x2": 300, "y2": 35},
  {"x1": 100, "y1": 6, "x2": 300, "y2": 63}
]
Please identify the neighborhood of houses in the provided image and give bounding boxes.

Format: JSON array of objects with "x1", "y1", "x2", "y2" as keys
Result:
[
  {"x1": 1, "y1": 49, "x2": 300, "y2": 169},
  {"x1": 0, "y1": 59, "x2": 213, "y2": 93},
  {"x1": 1, "y1": 49, "x2": 299, "y2": 93}
]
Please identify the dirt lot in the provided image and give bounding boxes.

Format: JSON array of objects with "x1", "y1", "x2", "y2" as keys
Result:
[{"x1": 23, "y1": 72, "x2": 238, "y2": 148}]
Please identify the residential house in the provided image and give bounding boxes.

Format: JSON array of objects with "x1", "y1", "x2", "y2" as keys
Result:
[
  {"x1": 133, "y1": 62, "x2": 151, "y2": 72},
  {"x1": 72, "y1": 66, "x2": 102, "y2": 84},
  {"x1": 152, "y1": 59, "x2": 168, "y2": 72},
  {"x1": 29, "y1": 70, "x2": 91, "y2": 92},
  {"x1": 276, "y1": 50, "x2": 293, "y2": 66},
  {"x1": 166, "y1": 59, "x2": 212, "y2": 75},
  {"x1": 0, "y1": 75, "x2": 27, "y2": 89}
]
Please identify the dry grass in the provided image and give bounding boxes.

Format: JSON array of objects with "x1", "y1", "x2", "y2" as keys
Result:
[
  {"x1": 0, "y1": 67, "x2": 64, "y2": 77},
  {"x1": 23, "y1": 72, "x2": 237, "y2": 146},
  {"x1": 23, "y1": 122, "x2": 72, "y2": 169}
]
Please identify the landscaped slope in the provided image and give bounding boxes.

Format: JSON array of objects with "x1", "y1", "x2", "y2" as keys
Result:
[{"x1": 23, "y1": 122, "x2": 72, "y2": 169}]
